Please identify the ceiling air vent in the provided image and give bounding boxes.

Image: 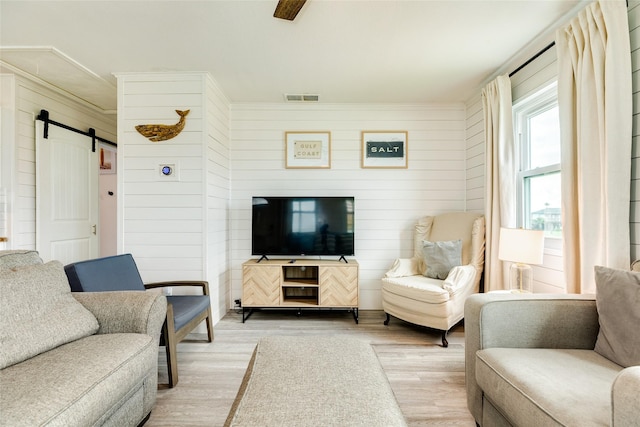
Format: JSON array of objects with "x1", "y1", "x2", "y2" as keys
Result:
[{"x1": 284, "y1": 94, "x2": 319, "y2": 102}]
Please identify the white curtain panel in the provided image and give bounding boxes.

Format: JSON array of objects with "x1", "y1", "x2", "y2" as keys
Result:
[
  {"x1": 556, "y1": 0, "x2": 632, "y2": 294},
  {"x1": 482, "y1": 74, "x2": 516, "y2": 291}
]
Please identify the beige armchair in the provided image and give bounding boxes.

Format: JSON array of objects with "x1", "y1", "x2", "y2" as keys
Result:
[{"x1": 381, "y1": 212, "x2": 485, "y2": 346}]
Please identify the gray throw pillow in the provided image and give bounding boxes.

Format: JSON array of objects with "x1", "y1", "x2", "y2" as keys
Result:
[
  {"x1": 593, "y1": 266, "x2": 640, "y2": 368},
  {"x1": 0, "y1": 261, "x2": 99, "y2": 369},
  {"x1": 0, "y1": 250, "x2": 43, "y2": 269},
  {"x1": 422, "y1": 240, "x2": 462, "y2": 279}
]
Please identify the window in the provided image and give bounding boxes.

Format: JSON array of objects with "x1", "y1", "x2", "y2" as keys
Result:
[
  {"x1": 345, "y1": 198, "x2": 354, "y2": 233},
  {"x1": 291, "y1": 200, "x2": 316, "y2": 233},
  {"x1": 513, "y1": 82, "x2": 561, "y2": 237}
]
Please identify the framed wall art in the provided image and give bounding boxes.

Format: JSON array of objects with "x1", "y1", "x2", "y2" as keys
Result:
[
  {"x1": 361, "y1": 131, "x2": 408, "y2": 169},
  {"x1": 285, "y1": 131, "x2": 331, "y2": 169},
  {"x1": 99, "y1": 144, "x2": 117, "y2": 175}
]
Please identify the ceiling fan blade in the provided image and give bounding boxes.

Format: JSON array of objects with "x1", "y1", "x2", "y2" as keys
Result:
[{"x1": 274, "y1": 0, "x2": 307, "y2": 21}]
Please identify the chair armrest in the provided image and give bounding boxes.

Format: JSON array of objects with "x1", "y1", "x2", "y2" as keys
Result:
[
  {"x1": 144, "y1": 280, "x2": 210, "y2": 295},
  {"x1": 73, "y1": 291, "x2": 167, "y2": 342},
  {"x1": 442, "y1": 265, "x2": 476, "y2": 294},
  {"x1": 384, "y1": 258, "x2": 421, "y2": 278},
  {"x1": 613, "y1": 366, "x2": 640, "y2": 427},
  {"x1": 464, "y1": 293, "x2": 599, "y2": 424}
]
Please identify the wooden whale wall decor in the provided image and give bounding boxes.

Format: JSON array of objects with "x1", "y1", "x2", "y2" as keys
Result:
[{"x1": 135, "y1": 109, "x2": 190, "y2": 142}]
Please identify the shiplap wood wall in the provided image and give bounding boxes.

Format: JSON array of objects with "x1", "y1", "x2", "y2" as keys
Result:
[
  {"x1": 0, "y1": 73, "x2": 116, "y2": 252},
  {"x1": 116, "y1": 72, "x2": 230, "y2": 323},
  {"x1": 228, "y1": 103, "x2": 467, "y2": 309},
  {"x1": 630, "y1": 0, "x2": 640, "y2": 262},
  {"x1": 465, "y1": 96, "x2": 483, "y2": 215},
  {"x1": 205, "y1": 76, "x2": 232, "y2": 321}
]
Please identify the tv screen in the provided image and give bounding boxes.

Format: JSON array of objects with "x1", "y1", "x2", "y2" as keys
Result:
[{"x1": 252, "y1": 196, "x2": 355, "y2": 257}]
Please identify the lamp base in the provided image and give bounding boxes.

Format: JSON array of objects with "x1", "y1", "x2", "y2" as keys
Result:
[{"x1": 509, "y1": 262, "x2": 533, "y2": 293}]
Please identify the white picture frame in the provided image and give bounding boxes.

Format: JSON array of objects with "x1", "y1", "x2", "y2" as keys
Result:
[{"x1": 285, "y1": 131, "x2": 331, "y2": 169}]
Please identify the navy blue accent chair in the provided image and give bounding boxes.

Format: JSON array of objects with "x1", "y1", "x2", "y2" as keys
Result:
[{"x1": 65, "y1": 253, "x2": 213, "y2": 388}]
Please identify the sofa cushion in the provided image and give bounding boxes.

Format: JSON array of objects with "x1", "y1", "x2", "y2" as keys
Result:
[
  {"x1": 0, "y1": 250, "x2": 43, "y2": 269},
  {"x1": 594, "y1": 266, "x2": 640, "y2": 368},
  {"x1": 422, "y1": 239, "x2": 462, "y2": 279},
  {"x1": 0, "y1": 333, "x2": 156, "y2": 426},
  {"x1": 0, "y1": 261, "x2": 99, "y2": 369},
  {"x1": 476, "y1": 348, "x2": 621, "y2": 426}
]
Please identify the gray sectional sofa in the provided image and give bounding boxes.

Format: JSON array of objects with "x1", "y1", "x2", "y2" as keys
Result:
[
  {"x1": 0, "y1": 250, "x2": 167, "y2": 427},
  {"x1": 465, "y1": 266, "x2": 640, "y2": 427}
]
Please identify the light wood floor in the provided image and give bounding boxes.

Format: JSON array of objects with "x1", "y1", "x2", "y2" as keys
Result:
[{"x1": 147, "y1": 309, "x2": 476, "y2": 427}]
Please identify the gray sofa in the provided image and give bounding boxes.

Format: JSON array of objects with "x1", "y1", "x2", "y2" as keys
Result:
[
  {"x1": 465, "y1": 289, "x2": 640, "y2": 426},
  {"x1": 0, "y1": 250, "x2": 167, "y2": 427}
]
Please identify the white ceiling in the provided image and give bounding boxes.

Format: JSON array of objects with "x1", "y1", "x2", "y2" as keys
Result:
[{"x1": 0, "y1": 0, "x2": 586, "y2": 111}]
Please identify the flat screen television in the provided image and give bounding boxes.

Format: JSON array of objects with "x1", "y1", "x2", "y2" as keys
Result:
[{"x1": 252, "y1": 196, "x2": 355, "y2": 259}]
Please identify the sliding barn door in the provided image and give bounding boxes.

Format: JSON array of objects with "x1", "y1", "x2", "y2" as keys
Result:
[{"x1": 36, "y1": 121, "x2": 98, "y2": 264}]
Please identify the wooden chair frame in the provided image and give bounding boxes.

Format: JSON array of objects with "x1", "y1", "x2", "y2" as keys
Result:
[{"x1": 145, "y1": 281, "x2": 214, "y2": 388}]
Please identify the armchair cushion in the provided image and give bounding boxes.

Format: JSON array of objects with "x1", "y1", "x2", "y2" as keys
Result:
[
  {"x1": 65, "y1": 254, "x2": 146, "y2": 292},
  {"x1": 594, "y1": 266, "x2": 640, "y2": 367},
  {"x1": 382, "y1": 275, "x2": 449, "y2": 304},
  {"x1": 0, "y1": 261, "x2": 99, "y2": 369},
  {"x1": 169, "y1": 295, "x2": 212, "y2": 331},
  {"x1": 422, "y1": 239, "x2": 462, "y2": 279}
]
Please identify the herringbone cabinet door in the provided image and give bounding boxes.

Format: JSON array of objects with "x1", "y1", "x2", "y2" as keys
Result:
[
  {"x1": 319, "y1": 265, "x2": 358, "y2": 306},
  {"x1": 242, "y1": 265, "x2": 281, "y2": 306}
]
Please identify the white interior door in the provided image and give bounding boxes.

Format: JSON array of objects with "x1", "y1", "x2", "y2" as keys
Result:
[{"x1": 36, "y1": 121, "x2": 98, "y2": 264}]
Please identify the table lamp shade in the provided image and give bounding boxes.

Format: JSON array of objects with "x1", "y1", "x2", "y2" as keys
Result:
[
  {"x1": 499, "y1": 227, "x2": 544, "y2": 293},
  {"x1": 498, "y1": 227, "x2": 544, "y2": 264}
]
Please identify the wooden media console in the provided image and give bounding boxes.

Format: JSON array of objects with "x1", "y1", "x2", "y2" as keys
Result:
[{"x1": 241, "y1": 259, "x2": 359, "y2": 323}]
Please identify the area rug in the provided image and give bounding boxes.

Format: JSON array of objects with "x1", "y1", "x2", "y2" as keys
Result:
[{"x1": 224, "y1": 335, "x2": 407, "y2": 426}]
